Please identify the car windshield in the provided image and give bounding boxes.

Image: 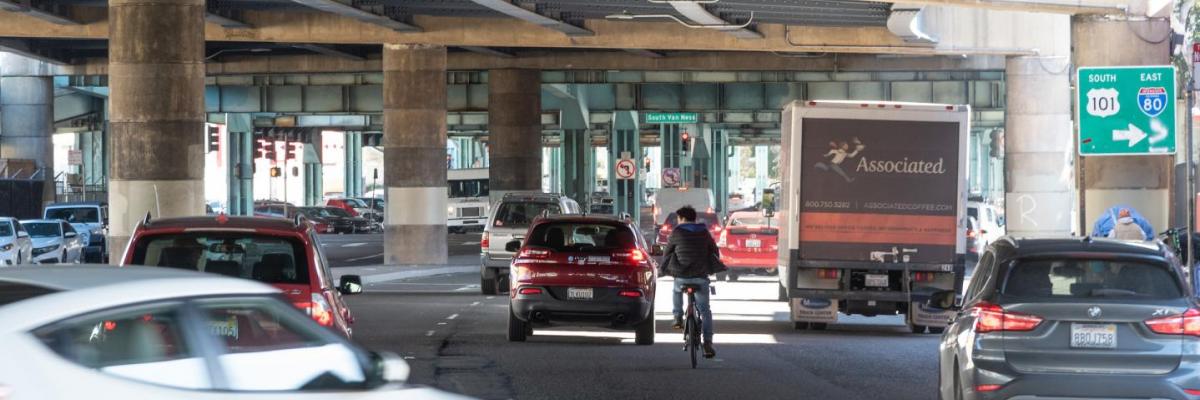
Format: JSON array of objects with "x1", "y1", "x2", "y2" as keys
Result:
[
  {"x1": 493, "y1": 202, "x2": 561, "y2": 229},
  {"x1": 1003, "y1": 259, "x2": 1182, "y2": 299},
  {"x1": 0, "y1": 223, "x2": 12, "y2": 237},
  {"x1": 24, "y1": 223, "x2": 60, "y2": 238},
  {"x1": 46, "y1": 207, "x2": 100, "y2": 224},
  {"x1": 324, "y1": 207, "x2": 353, "y2": 218},
  {"x1": 526, "y1": 222, "x2": 635, "y2": 252},
  {"x1": 449, "y1": 179, "x2": 489, "y2": 198},
  {"x1": 130, "y1": 233, "x2": 310, "y2": 285}
]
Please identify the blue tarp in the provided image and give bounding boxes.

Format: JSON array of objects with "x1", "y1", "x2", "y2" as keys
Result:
[{"x1": 1090, "y1": 205, "x2": 1154, "y2": 239}]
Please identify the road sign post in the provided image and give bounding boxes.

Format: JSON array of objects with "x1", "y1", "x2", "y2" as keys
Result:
[{"x1": 1077, "y1": 66, "x2": 1176, "y2": 155}]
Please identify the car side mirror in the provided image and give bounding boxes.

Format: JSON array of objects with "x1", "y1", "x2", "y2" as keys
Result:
[
  {"x1": 926, "y1": 290, "x2": 958, "y2": 310},
  {"x1": 369, "y1": 351, "x2": 410, "y2": 383},
  {"x1": 505, "y1": 240, "x2": 522, "y2": 253},
  {"x1": 650, "y1": 244, "x2": 665, "y2": 256},
  {"x1": 64, "y1": 232, "x2": 77, "y2": 238},
  {"x1": 339, "y1": 275, "x2": 364, "y2": 295}
]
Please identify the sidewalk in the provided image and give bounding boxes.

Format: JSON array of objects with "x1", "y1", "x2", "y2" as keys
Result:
[{"x1": 333, "y1": 264, "x2": 477, "y2": 284}]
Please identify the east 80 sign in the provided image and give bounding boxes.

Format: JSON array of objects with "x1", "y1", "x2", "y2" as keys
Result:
[{"x1": 1077, "y1": 66, "x2": 1176, "y2": 156}]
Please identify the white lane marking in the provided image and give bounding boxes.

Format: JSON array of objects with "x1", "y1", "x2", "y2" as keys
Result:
[
  {"x1": 485, "y1": 296, "x2": 494, "y2": 300},
  {"x1": 461, "y1": 241, "x2": 479, "y2": 245},
  {"x1": 471, "y1": 301, "x2": 481, "y2": 306},
  {"x1": 342, "y1": 242, "x2": 367, "y2": 248},
  {"x1": 437, "y1": 322, "x2": 447, "y2": 325},
  {"x1": 453, "y1": 285, "x2": 479, "y2": 292},
  {"x1": 425, "y1": 330, "x2": 435, "y2": 337},
  {"x1": 447, "y1": 314, "x2": 459, "y2": 320},
  {"x1": 345, "y1": 252, "x2": 384, "y2": 263}
]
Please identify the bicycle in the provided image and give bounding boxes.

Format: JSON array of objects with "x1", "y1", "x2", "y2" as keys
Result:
[{"x1": 680, "y1": 283, "x2": 714, "y2": 368}]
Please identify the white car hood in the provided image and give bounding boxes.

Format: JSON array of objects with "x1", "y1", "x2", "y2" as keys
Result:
[{"x1": 31, "y1": 237, "x2": 62, "y2": 248}]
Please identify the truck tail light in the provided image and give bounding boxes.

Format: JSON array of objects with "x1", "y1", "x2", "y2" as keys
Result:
[
  {"x1": 972, "y1": 302, "x2": 1042, "y2": 333},
  {"x1": 816, "y1": 268, "x2": 840, "y2": 279},
  {"x1": 294, "y1": 293, "x2": 335, "y2": 327},
  {"x1": 481, "y1": 232, "x2": 489, "y2": 250},
  {"x1": 912, "y1": 272, "x2": 935, "y2": 282},
  {"x1": 1145, "y1": 308, "x2": 1200, "y2": 336}
]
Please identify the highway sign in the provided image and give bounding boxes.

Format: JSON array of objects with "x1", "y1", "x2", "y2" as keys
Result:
[
  {"x1": 646, "y1": 112, "x2": 698, "y2": 124},
  {"x1": 615, "y1": 159, "x2": 637, "y2": 180},
  {"x1": 1078, "y1": 66, "x2": 1176, "y2": 155},
  {"x1": 662, "y1": 167, "x2": 682, "y2": 187}
]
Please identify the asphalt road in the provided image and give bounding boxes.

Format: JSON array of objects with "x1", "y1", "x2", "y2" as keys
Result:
[
  {"x1": 345, "y1": 273, "x2": 941, "y2": 400},
  {"x1": 320, "y1": 232, "x2": 482, "y2": 267}
]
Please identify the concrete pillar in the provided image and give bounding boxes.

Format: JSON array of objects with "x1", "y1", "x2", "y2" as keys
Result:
[
  {"x1": 709, "y1": 129, "x2": 728, "y2": 213},
  {"x1": 108, "y1": 0, "x2": 206, "y2": 258},
  {"x1": 226, "y1": 114, "x2": 253, "y2": 215},
  {"x1": 344, "y1": 131, "x2": 363, "y2": 197},
  {"x1": 1073, "y1": 17, "x2": 1172, "y2": 234},
  {"x1": 383, "y1": 44, "x2": 447, "y2": 265},
  {"x1": 488, "y1": 69, "x2": 541, "y2": 202},
  {"x1": 561, "y1": 129, "x2": 593, "y2": 204},
  {"x1": 1005, "y1": 56, "x2": 1075, "y2": 237},
  {"x1": 0, "y1": 74, "x2": 54, "y2": 205}
]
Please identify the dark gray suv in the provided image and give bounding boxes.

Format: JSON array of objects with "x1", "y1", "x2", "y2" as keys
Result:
[{"x1": 932, "y1": 237, "x2": 1200, "y2": 400}]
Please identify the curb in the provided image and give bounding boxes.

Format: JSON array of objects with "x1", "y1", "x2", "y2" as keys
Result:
[{"x1": 335, "y1": 265, "x2": 477, "y2": 284}]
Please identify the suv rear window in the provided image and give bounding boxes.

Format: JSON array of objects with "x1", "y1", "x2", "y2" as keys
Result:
[
  {"x1": 494, "y1": 202, "x2": 561, "y2": 229},
  {"x1": 46, "y1": 207, "x2": 100, "y2": 224},
  {"x1": 1003, "y1": 259, "x2": 1182, "y2": 299},
  {"x1": 130, "y1": 234, "x2": 310, "y2": 285},
  {"x1": 526, "y1": 222, "x2": 636, "y2": 252}
]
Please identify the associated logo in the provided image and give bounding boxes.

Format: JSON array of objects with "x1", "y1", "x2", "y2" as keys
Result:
[
  {"x1": 800, "y1": 298, "x2": 832, "y2": 308},
  {"x1": 1137, "y1": 87, "x2": 1167, "y2": 117}
]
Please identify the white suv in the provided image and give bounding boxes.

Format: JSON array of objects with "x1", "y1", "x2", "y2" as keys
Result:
[{"x1": 479, "y1": 192, "x2": 580, "y2": 294}]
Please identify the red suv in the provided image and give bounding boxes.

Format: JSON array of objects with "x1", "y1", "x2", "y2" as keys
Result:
[
  {"x1": 120, "y1": 215, "x2": 361, "y2": 337},
  {"x1": 717, "y1": 211, "x2": 780, "y2": 281},
  {"x1": 506, "y1": 215, "x2": 657, "y2": 345}
]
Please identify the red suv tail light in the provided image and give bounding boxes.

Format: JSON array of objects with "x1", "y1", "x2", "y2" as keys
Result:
[
  {"x1": 1145, "y1": 308, "x2": 1200, "y2": 336},
  {"x1": 972, "y1": 302, "x2": 1042, "y2": 333},
  {"x1": 618, "y1": 290, "x2": 642, "y2": 298},
  {"x1": 611, "y1": 249, "x2": 647, "y2": 265},
  {"x1": 294, "y1": 293, "x2": 335, "y2": 327},
  {"x1": 518, "y1": 287, "x2": 543, "y2": 295}
]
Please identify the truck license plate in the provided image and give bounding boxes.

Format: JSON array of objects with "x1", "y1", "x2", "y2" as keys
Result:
[
  {"x1": 1071, "y1": 323, "x2": 1116, "y2": 349},
  {"x1": 567, "y1": 287, "x2": 594, "y2": 300},
  {"x1": 865, "y1": 274, "x2": 889, "y2": 287},
  {"x1": 745, "y1": 239, "x2": 762, "y2": 248}
]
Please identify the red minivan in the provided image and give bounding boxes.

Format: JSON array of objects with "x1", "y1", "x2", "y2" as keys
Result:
[
  {"x1": 120, "y1": 215, "x2": 361, "y2": 337},
  {"x1": 506, "y1": 215, "x2": 657, "y2": 345},
  {"x1": 717, "y1": 211, "x2": 779, "y2": 282}
]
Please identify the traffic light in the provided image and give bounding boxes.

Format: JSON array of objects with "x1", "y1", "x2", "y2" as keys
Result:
[
  {"x1": 681, "y1": 131, "x2": 691, "y2": 154},
  {"x1": 269, "y1": 167, "x2": 282, "y2": 177},
  {"x1": 988, "y1": 129, "x2": 1004, "y2": 159},
  {"x1": 207, "y1": 126, "x2": 220, "y2": 153},
  {"x1": 255, "y1": 139, "x2": 275, "y2": 160}
]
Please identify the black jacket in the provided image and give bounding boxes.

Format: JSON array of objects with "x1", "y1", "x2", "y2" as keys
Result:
[{"x1": 662, "y1": 223, "x2": 722, "y2": 279}]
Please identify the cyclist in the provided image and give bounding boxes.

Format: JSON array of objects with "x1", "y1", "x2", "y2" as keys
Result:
[{"x1": 660, "y1": 205, "x2": 725, "y2": 358}]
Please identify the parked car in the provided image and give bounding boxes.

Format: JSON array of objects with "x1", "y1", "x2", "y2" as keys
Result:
[
  {"x1": 0, "y1": 217, "x2": 32, "y2": 266},
  {"x1": 43, "y1": 201, "x2": 107, "y2": 262},
  {"x1": 327, "y1": 198, "x2": 373, "y2": 219},
  {"x1": 967, "y1": 200, "x2": 1005, "y2": 247},
  {"x1": 655, "y1": 210, "x2": 723, "y2": 246},
  {"x1": 480, "y1": 192, "x2": 581, "y2": 295},
  {"x1": 716, "y1": 211, "x2": 778, "y2": 281},
  {"x1": 307, "y1": 206, "x2": 374, "y2": 234},
  {"x1": 965, "y1": 216, "x2": 983, "y2": 267},
  {"x1": 252, "y1": 200, "x2": 296, "y2": 218},
  {"x1": 932, "y1": 237, "x2": 1200, "y2": 400},
  {"x1": 20, "y1": 219, "x2": 84, "y2": 264},
  {"x1": 121, "y1": 215, "x2": 362, "y2": 337},
  {"x1": 505, "y1": 214, "x2": 657, "y2": 345},
  {"x1": 0, "y1": 266, "x2": 468, "y2": 400}
]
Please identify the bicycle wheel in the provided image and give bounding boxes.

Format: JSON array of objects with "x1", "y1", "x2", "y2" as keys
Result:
[{"x1": 687, "y1": 308, "x2": 699, "y2": 369}]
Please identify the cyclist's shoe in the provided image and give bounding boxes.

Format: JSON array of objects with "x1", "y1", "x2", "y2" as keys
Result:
[
  {"x1": 672, "y1": 316, "x2": 683, "y2": 330},
  {"x1": 703, "y1": 343, "x2": 716, "y2": 358}
]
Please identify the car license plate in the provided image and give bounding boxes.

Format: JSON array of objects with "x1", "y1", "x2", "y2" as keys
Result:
[
  {"x1": 1071, "y1": 323, "x2": 1117, "y2": 349},
  {"x1": 567, "y1": 287, "x2": 593, "y2": 300},
  {"x1": 745, "y1": 239, "x2": 762, "y2": 248},
  {"x1": 865, "y1": 274, "x2": 889, "y2": 287}
]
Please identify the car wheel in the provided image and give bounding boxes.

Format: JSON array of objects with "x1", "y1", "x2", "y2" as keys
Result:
[
  {"x1": 498, "y1": 275, "x2": 510, "y2": 293},
  {"x1": 480, "y1": 275, "x2": 498, "y2": 295},
  {"x1": 929, "y1": 326, "x2": 946, "y2": 334},
  {"x1": 507, "y1": 305, "x2": 527, "y2": 342},
  {"x1": 634, "y1": 305, "x2": 655, "y2": 345},
  {"x1": 794, "y1": 321, "x2": 809, "y2": 330},
  {"x1": 810, "y1": 322, "x2": 828, "y2": 331},
  {"x1": 910, "y1": 324, "x2": 928, "y2": 334},
  {"x1": 953, "y1": 361, "x2": 964, "y2": 400},
  {"x1": 715, "y1": 272, "x2": 728, "y2": 281}
]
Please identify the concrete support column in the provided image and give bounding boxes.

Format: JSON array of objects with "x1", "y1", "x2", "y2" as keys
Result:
[
  {"x1": 226, "y1": 114, "x2": 253, "y2": 215},
  {"x1": 344, "y1": 131, "x2": 363, "y2": 197},
  {"x1": 1072, "y1": 17, "x2": 1172, "y2": 234},
  {"x1": 1004, "y1": 56, "x2": 1075, "y2": 237},
  {"x1": 383, "y1": 44, "x2": 447, "y2": 265},
  {"x1": 0, "y1": 74, "x2": 54, "y2": 205},
  {"x1": 561, "y1": 129, "x2": 594, "y2": 204},
  {"x1": 709, "y1": 129, "x2": 728, "y2": 213},
  {"x1": 488, "y1": 69, "x2": 541, "y2": 202},
  {"x1": 108, "y1": 0, "x2": 206, "y2": 259}
]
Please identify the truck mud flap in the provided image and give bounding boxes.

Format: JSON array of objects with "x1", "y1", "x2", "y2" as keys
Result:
[
  {"x1": 790, "y1": 298, "x2": 838, "y2": 323},
  {"x1": 909, "y1": 301, "x2": 953, "y2": 327}
]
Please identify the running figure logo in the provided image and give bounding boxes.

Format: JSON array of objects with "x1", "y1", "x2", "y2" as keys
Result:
[{"x1": 814, "y1": 137, "x2": 865, "y2": 182}]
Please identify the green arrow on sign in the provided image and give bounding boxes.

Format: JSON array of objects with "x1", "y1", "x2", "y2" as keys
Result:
[{"x1": 1077, "y1": 65, "x2": 1176, "y2": 156}]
